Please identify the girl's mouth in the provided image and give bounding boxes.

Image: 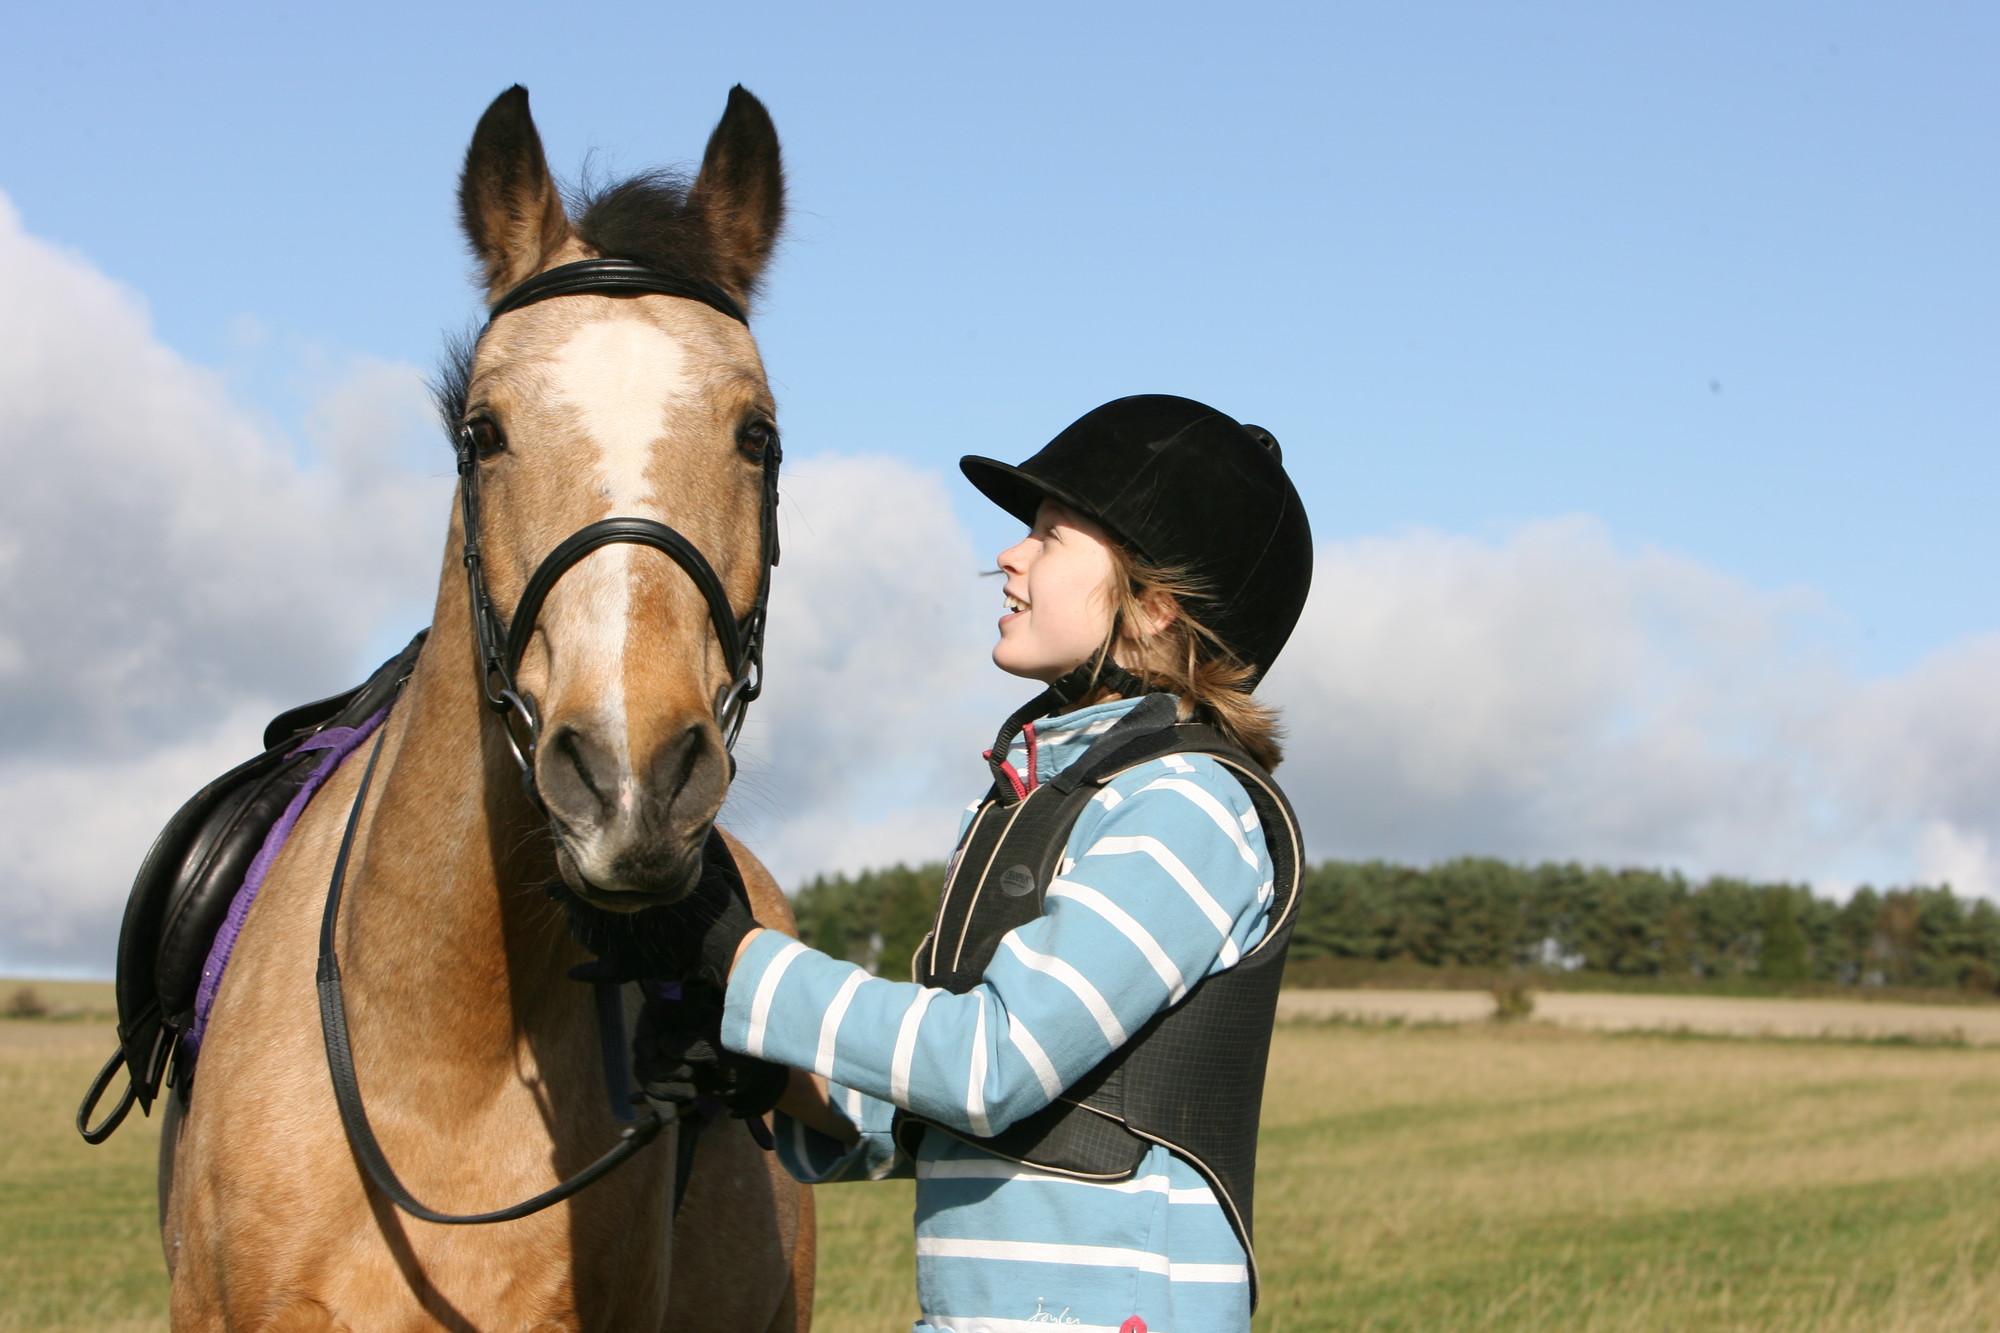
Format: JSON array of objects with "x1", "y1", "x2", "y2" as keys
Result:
[{"x1": 1004, "y1": 594, "x2": 1028, "y2": 614}]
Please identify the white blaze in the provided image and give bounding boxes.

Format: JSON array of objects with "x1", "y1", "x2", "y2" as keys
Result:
[{"x1": 549, "y1": 318, "x2": 691, "y2": 817}]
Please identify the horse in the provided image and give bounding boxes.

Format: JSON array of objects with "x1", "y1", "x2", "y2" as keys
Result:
[{"x1": 158, "y1": 85, "x2": 814, "y2": 1331}]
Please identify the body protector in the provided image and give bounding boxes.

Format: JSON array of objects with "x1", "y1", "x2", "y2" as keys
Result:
[{"x1": 893, "y1": 696, "x2": 1303, "y2": 1306}]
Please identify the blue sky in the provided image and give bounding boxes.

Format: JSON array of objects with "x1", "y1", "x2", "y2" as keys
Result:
[
  {"x1": 4, "y1": 1, "x2": 1991, "y2": 673},
  {"x1": 2, "y1": 2, "x2": 1996, "y2": 970}
]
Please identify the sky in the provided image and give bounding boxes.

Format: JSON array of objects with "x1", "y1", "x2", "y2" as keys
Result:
[{"x1": 0, "y1": 2, "x2": 1993, "y2": 974}]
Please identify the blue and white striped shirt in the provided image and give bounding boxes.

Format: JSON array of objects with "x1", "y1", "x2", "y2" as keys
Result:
[{"x1": 723, "y1": 696, "x2": 1273, "y2": 1333}]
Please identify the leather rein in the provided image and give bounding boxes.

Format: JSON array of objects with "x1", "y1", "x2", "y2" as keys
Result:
[{"x1": 316, "y1": 258, "x2": 777, "y2": 1225}]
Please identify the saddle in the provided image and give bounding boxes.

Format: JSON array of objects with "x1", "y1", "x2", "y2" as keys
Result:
[{"x1": 78, "y1": 631, "x2": 427, "y2": 1142}]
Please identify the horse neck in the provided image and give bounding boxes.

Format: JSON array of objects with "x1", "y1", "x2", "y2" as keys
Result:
[{"x1": 338, "y1": 547, "x2": 580, "y2": 1056}]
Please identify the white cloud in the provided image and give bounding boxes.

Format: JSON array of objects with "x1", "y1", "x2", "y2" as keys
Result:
[
  {"x1": 0, "y1": 193, "x2": 448, "y2": 971},
  {"x1": 1915, "y1": 821, "x2": 1996, "y2": 902},
  {"x1": 0, "y1": 706, "x2": 270, "y2": 969},
  {"x1": 1265, "y1": 516, "x2": 2000, "y2": 897}
]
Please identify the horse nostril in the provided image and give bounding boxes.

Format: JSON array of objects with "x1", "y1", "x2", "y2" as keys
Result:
[
  {"x1": 539, "y1": 724, "x2": 619, "y2": 825},
  {"x1": 646, "y1": 722, "x2": 726, "y2": 819}
]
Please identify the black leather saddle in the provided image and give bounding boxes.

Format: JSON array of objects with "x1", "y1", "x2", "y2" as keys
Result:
[{"x1": 77, "y1": 631, "x2": 427, "y2": 1143}]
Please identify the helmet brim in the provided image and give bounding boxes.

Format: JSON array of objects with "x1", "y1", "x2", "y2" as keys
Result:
[{"x1": 959, "y1": 455, "x2": 1151, "y2": 559}]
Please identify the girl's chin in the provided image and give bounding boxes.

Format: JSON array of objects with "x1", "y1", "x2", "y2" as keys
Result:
[
  {"x1": 991, "y1": 654, "x2": 1044, "y2": 682},
  {"x1": 991, "y1": 646, "x2": 1085, "y2": 685}
]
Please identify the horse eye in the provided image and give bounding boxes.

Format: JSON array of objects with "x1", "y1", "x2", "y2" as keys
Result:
[
  {"x1": 737, "y1": 418, "x2": 777, "y2": 461},
  {"x1": 461, "y1": 417, "x2": 506, "y2": 459}
]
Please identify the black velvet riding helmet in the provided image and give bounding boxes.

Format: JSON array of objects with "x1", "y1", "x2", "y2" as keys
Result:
[{"x1": 961, "y1": 394, "x2": 1313, "y2": 684}]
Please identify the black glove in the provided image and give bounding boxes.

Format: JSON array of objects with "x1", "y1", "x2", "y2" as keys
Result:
[
  {"x1": 662, "y1": 833, "x2": 761, "y2": 989},
  {"x1": 633, "y1": 985, "x2": 789, "y2": 1121},
  {"x1": 558, "y1": 832, "x2": 760, "y2": 987}
]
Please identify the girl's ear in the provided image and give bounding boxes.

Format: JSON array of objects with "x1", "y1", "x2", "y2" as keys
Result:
[{"x1": 1132, "y1": 588, "x2": 1180, "y2": 640}]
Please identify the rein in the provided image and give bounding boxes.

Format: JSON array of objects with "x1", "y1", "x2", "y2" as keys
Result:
[
  {"x1": 318, "y1": 728, "x2": 666, "y2": 1224},
  {"x1": 318, "y1": 258, "x2": 778, "y2": 1225}
]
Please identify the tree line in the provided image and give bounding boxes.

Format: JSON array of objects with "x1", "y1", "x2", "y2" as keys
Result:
[{"x1": 792, "y1": 858, "x2": 2000, "y2": 993}]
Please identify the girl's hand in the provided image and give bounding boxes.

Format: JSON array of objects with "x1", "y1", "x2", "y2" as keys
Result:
[{"x1": 634, "y1": 986, "x2": 788, "y2": 1120}]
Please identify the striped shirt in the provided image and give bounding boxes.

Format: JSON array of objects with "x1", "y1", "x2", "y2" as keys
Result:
[{"x1": 723, "y1": 696, "x2": 1273, "y2": 1333}]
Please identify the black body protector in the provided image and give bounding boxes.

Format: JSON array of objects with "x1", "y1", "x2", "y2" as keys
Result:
[{"x1": 893, "y1": 695, "x2": 1303, "y2": 1306}]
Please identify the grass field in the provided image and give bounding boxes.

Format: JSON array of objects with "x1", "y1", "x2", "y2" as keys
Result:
[{"x1": 9, "y1": 1015, "x2": 2000, "y2": 1331}]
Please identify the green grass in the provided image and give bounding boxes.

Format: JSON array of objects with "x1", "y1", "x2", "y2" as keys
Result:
[
  {"x1": 811, "y1": 1178, "x2": 920, "y2": 1332},
  {"x1": 13, "y1": 1020, "x2": 2000, "y2": 1330},
  {"x1": 1248, "y1": 1025, "x2": 2000, "y2": 1331},
  {"x1": 815, "y1": 1024, "x2": 2000, "y2": 1332},
  {"x1": 0, "y1": 1025, "x2": 170, "y2": 1332}
]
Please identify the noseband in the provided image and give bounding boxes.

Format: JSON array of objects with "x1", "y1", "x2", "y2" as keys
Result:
[{"x1": 457, "y1": 258, "x2": 781, "y2": 787}]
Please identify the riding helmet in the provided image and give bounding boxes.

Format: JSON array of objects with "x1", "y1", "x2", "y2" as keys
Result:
[{"x1": 961, "y1": 394, "x2": 1313, "y2": 684}]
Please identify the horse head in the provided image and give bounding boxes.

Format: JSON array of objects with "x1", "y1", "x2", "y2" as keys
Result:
[{"x1": 449, "y1": 85, "x2": 782, "y2": 908}]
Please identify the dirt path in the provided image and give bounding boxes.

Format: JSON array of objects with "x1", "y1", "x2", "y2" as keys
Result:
[{"x1": 1277, "y1": 988, "x2": 2000, "y2": 1044}]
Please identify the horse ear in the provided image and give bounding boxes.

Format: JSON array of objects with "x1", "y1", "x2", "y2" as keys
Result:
[
  {"x1": 458, "y1": 86, "x2": 571, "y2": 300},
  {"x1": 687, "y1": 86, "x2": 785, "y2": 299}
]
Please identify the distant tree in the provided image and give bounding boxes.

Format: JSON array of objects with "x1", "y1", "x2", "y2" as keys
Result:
[
  {"x1": 1965, "y1": 898, "x2": 2000, "y2": 994},
  {"x1": 1876, "y1": 890, "x2": 1925, "y2": 985},
  {"x1": 1384, "y1": 862, "x2": 1449, "y2": 965},
  {"x1": 794, "y1": 857, "x2": 1985, "y2": 993},
  {"x1": 874, "y1": 863, "x2": 945, "y2": 982},
  {"x1": 793, "y1": 863, "x2": 946, "y2": 978},
  {"x1": 1661, "y1": 894, "x2": 1697, "y2": 977},
  {"x1": 1757, "y1": 885, "x2": 1810, "y2": 983},
  {"x1": 1690, "y1": 878, "x2": 1763, "y2": 978},
  {"x1": 1911, "y1": 887, "x2": 1972, "y2": 989},
  {"x1": 1835, "y1": 887, "x2": 1883, "y2": 985},
  {"x1": 1290, "y1": 860, "x2": 1386, "y2": 960},
  {"x1": 1525, "y1": 862, "x2": 1592, "y2": 969},
  {"x1": 1798, "y1": 894, "x2": 1843, "y2": 982},
  {"x1": 1429, "y1": 859, "x2": 1498, "y2": 966},
  {"x1": 1590, "y1": 869, "x2": 1682, "y2": 976}
]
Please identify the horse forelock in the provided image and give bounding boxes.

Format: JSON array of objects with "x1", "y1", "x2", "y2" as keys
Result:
[{"x1": 572, "y1": 169, "x2": 764, "y2": 304}]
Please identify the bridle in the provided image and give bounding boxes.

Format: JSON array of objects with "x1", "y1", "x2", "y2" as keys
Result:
[
  {"x1": 316, "y1": 258, "x2": 779, "y2": 1225},
  {"x1": 457, "y1": 257, "x2": 782, "y2": 790}
]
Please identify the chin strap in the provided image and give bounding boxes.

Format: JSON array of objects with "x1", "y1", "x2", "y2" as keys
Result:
[{"x1": 986, "y1": 660, "x2": 1151, "y2": 804}]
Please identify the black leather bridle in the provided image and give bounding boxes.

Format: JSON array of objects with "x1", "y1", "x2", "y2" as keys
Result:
[
  {"x1": 316, "y1": 258, "x2": 779, "y2": 1225},
  {"x1": 459, "y1": 257, "x2": 780, "y2": 788}
]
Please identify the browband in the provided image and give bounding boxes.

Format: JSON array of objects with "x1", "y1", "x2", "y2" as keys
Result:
[{"x1": 487, "y1": 257, "x2": 748, "y2": 327}]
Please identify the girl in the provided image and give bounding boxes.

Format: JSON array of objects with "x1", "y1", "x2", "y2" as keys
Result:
[{"x1": 653, "y1": 394, "x2": 1313, "y2": 1332}]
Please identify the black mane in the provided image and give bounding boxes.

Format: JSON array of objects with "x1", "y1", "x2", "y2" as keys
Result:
[{"x1": 573, "y1": 170, "x2": 747, "y2": 299}]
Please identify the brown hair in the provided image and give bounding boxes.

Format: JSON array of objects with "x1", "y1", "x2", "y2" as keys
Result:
[{"x1": 1083, "y1": 542, "x2": 1286, "y2": 771}]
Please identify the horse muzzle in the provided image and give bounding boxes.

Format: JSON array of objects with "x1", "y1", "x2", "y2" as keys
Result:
[{"x1": 538, "y1": 716, "x2": 729, "y2": 908}]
